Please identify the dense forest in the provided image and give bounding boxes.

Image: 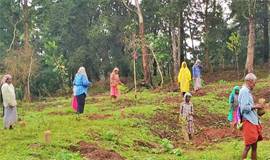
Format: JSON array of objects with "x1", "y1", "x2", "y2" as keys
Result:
[{"x1": 0, "y1": 0, "x2": 269, "y2": 101}]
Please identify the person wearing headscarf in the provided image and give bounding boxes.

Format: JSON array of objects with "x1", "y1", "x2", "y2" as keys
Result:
[
  {"x1": 73, "y1": 67, "x2": 91, "y2": 114},
  {"x1": 110, "y1": 67, "x2": 124, "y2": 99},
  {"x1": 192, "y1": 59, "x2": 203, "y2": 92},
  {"x1": 178, "y1": 62, "x2": 191, "y2": 96},
  {"x1": 179, "y1": 93, "x2": 194, "y2": 140},
  {"x1": 1, "y1": 75, "x2": 18, "y2": 130},
  {"x1": 228, "y1": 86, "x2": 240, "y2": 132}
]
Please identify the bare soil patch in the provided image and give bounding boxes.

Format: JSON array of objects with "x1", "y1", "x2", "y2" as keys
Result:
[
  {"x1": 147, "y1": 110, "x2": 181, "y2": 141},
  {"x1": 162, "y1": 96, "x2": 182, "y2": 104},
  {"x1": 48, "y1": 112, "x2": 71, "y2": 115},
  {"x1": 69, "y1": 141, "x2": 124, "y2": 160},
  {"x1": 85, "y1": 114, "x2": 112, "y2": 120},
  {"x1": 28, "y1": 143, "x2": 40, "y2": 149},
  {"x1": 192, "y1": 90, "x2": 207, "y2": 97},
  {"x1": 134, "y1": 140, "x2": 156, "y2": 149}
]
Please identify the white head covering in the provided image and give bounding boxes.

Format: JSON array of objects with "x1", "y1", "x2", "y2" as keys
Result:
[
  {"x1": 195, "y1": 59, "x2": 201, "y2": 64},
  {"x1": 77, "y1": 67, "x2": 88, "y2": 81},
  {"x1": 0, "y1": 74, "x2": 12, "y2": 87},
  {"x1": 184, "y1": 92, "x2": 192, "y2": 101},
  {"x1": 113, "y1": 67, "x2": 119, "y2": 73}
]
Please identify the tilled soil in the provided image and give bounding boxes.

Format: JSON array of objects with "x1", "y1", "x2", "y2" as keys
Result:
[{"x1": 69, "y1": 141, "x2": 125, "y2": 160}]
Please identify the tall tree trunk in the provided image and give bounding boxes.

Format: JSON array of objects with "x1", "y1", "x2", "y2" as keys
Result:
[
  {"x1": 177, "y1": 10, "x2": 184, "y2": 67},
  {"x1": 204, "y1": 0, "x2": 211, "y2": 71},
  {"x1": 263, "y1": 0, "x2": 269, "y2": 63},
  {"x1": 135, "y1": 0, "x2": 152, "y2": 87},
  {"x1": 23, "y1": 0, "x2": 31, "y2": 102},
  {"x1": 245, "y1": 0, "x2": 256, "y2": 75},
  {"x1": 170, "y1": 20, "x2": 178, "y2": 82}
]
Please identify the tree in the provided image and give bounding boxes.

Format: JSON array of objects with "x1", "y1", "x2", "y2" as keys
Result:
[
  {"x1": 122, "y1": 0, "x2": 152, "y2": 87},
  {"x1": 22, "y1": 0, "x2": 32, "y2": 102},
  {"x1": 263, "y1": 0, "x2": 269, "y2": 63},
  {"x1": 245, "y1": 0, "x2": 256, "y2": 75},
  {"x1": 227, "y1": 33, "x2": 240, "y2": 77}
]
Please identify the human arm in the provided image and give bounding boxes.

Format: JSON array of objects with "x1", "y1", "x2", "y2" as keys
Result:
[
  {"x1": 179, "y1": 103, "x2": 183, "y2": 117},
  {"x1": 229, "y1": 96, "x2": 234, "y2": 111},
  {"x1": 81, "y1": 75, "x2": 91, "y2": 87},
  {"x1": 190, "y1": 103, "x2": 194, "y2": 115},
  {"x1": 192, "y1": 66, "x2": 195, "y2": 78},
  {"x1": 240, "y1": 91, "x2": 264, "y2": 114}
]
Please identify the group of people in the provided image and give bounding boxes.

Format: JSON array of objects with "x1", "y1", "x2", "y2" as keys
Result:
[
  {"x1": 177, "y1": 59, "x2": 203, "y2": 140},
  {"x1": 178, "y1": 61, "x2": 265, "y2": 160},
  {"x1": 227, "y1": 73, "x2": 264, "y2": 160},
  {"x1": 72, "y1": 67, "x2": 123, "y2": 114},
  {"x1": 0, "y1": 61, "x2": 266, "y2": 160}
]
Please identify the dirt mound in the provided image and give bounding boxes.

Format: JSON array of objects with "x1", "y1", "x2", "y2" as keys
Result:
[
  {"x1": 162, "y1": 96, "x2": 182, "y2": 104},
  {"x1": 85, "y1": 114, "x2": 112, "y2": 120},
  {"x1": 203, "y1": 126, "x2": 242, "y2": 140},
  {"x1": 192, "y1": 90, "x2": 207, "y2": 97},
  {"x1": 253, "y1": 86, "x2": 270, "y2": 103},
  {"x1": 69, "y1": 141, "x2": 124, "y2": 160},
  {"x1": 147, "y1": 110, "x2": 181, "y2": 141},
  {"x1": 48, "y1": 112, "x2": 70, "y2": 115}
]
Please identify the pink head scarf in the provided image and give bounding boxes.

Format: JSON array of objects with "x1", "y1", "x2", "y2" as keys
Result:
[{"x1": 0, "y1": 74, "x2": 12, "y2": 87}]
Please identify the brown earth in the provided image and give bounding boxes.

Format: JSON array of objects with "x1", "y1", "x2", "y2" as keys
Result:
[
  {"x1": 28, "y1": 143, "x2": 40, "y2": 149},
  {"x1": 85, "y1": 114, "x2": 112, "y2": 120},
  {"x1": 69, "y1": 141, "x2": 125, "y2": 160},
  {"x1": 48, "y1": 111, "x2": 71, "y2": 115},
  {"x1": 134, "y1": 140, "x2": 156, "y2": 149},
  {"x1": 162, "y1": 96, "x2": 182, "y2": 104},
  {"x1": 147, "y1": 110, "x2": 181, "y2": 141}
]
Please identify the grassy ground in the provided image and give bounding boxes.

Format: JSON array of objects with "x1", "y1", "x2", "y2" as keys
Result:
[{"x1": 0, "y1": 71, "x2": 269, "y2": 160}]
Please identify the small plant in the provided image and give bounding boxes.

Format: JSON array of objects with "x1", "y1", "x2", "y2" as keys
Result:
[
  {"x1": 161, "y1": 139, "x2": 174, "y2": 152},
  {"x1": 218, "y1": 80, "x2": 227, "y2": 85},
  {"x1": 103, "y1": 131, "x2": 115, "y2": 141},
  {"x1": 56, "y1": 150, "x2": 82, "y2": 160},
  {"x1": 117, "y1": 85, "x2": 128, "y2": 93},
  {"x1": 170, "y1": 148, "x2": 183, "y2": 156}
]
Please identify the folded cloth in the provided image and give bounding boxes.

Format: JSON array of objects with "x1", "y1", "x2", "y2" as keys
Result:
[{"x1": 243, "y1": 119, "x2": 263, "y2": 145}]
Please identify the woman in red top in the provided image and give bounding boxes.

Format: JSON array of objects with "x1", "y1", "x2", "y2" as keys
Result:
[{"x1": 110, "y1": 68, "x2": 124, "y2": 99}]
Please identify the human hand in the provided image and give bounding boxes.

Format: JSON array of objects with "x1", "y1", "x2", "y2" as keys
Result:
[{"x1": 256, "y1": 104, "x2": 264, "y2": 109}]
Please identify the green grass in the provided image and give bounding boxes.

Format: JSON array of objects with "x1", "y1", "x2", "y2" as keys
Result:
[{"x1": 0, "y1": 77, "x2": 269, "y2": 160}]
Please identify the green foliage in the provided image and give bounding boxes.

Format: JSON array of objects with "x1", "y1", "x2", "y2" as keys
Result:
[
  {"x1": 56, "y1": 150, "x2": 82, "y2": 160},
  {"x1": 161, "y1": 139, "x2": 174, "y2": 152},
  {"x1": 226, "y1": 33, "x2": 240, "y2": 55},
  {"x1": 218, "y1": 80, "x2": 227, "y2": 85},
  {"x1": 103, "y1": 131, "x2": 115, "y2": 141},
  {"x1": 117, "y1": 85, "x2": 128, "y2": 94}
]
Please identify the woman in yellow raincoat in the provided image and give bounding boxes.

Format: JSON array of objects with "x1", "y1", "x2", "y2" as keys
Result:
[{"x1": 178, "y1": 62, "x2": 191, "y2": 96}]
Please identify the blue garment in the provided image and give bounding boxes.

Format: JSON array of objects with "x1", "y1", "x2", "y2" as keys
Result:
[
  {"x1": 238, "y1": 85, "x2": 259, "y2": 125},
  {"x1": 73, "y1": 74, "x2": 91, "y2": 96},
  {"x1": 192, "y1": 65, "x2": 203, "y2": 78}
]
